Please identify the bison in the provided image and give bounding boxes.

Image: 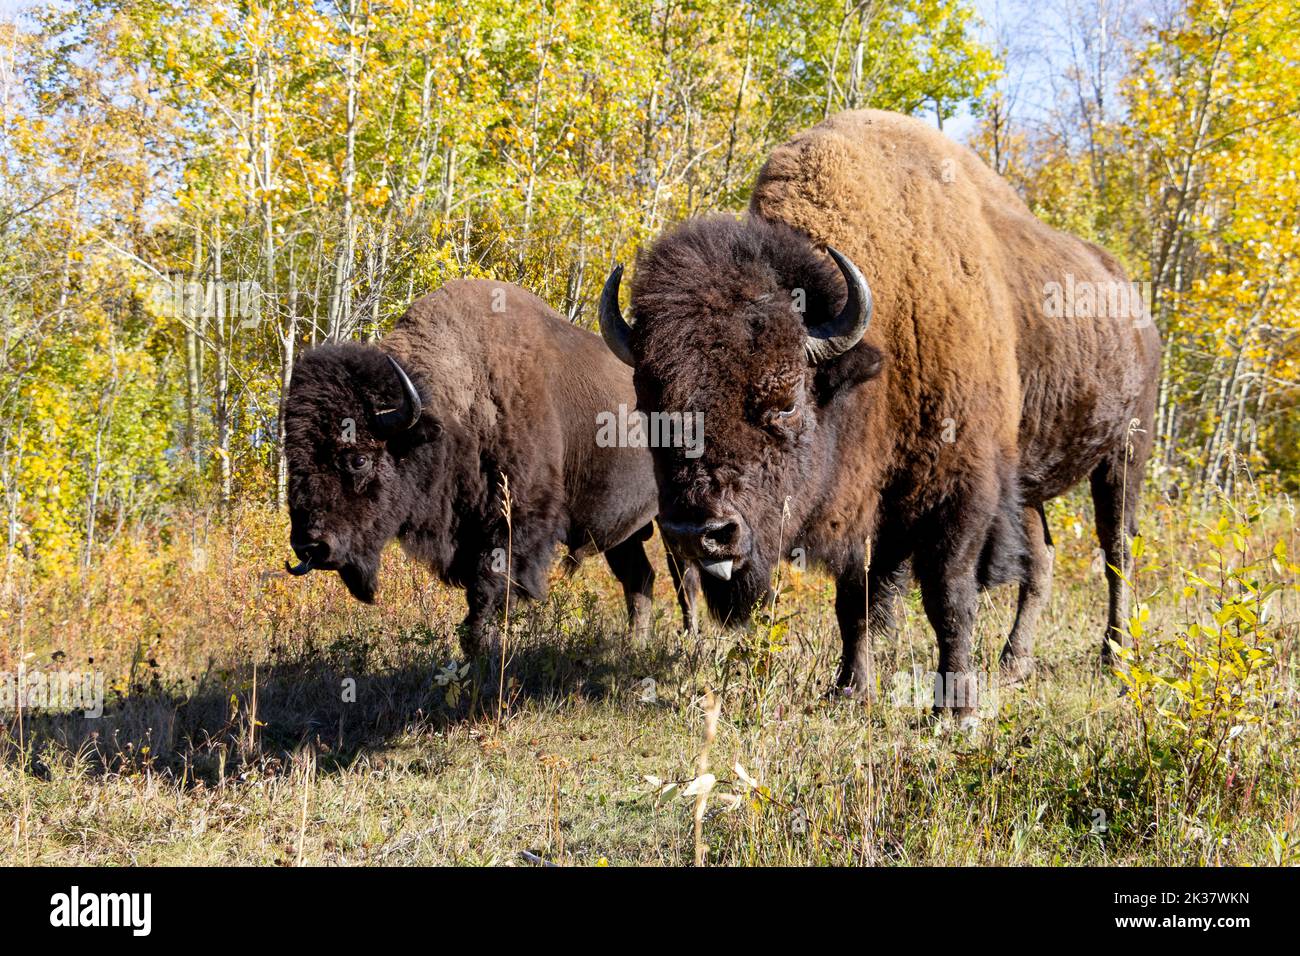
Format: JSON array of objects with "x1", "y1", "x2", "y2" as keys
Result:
[
  {"x1": 283, "y1": 279, "x2": 697, "y2": 656},
  {"x1": 598, "y1": 110, "x2": 1162, "y2": 718}
]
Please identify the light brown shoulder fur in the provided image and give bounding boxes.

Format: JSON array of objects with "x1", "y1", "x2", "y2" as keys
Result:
[{"x1": 750, "y1": 109, "x2": 1160, "y2": 506}]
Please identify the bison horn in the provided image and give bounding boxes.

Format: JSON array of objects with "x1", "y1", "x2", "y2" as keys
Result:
[
  {"x1": 374, "y1": 354, "x2": 422, "y2": 432},
  {"x1": 285, "y1": 556, "x2": 313, "y2": 576},
  {"x1": 804, "y1": 246, "x2": 873, "y2": 364},
  {"x1": 598, "y1": 264, "x2": 636, "y2": 367}
]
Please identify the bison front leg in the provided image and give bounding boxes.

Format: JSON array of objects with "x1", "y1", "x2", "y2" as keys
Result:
[
  {"x1": 603, "y1": 532, "x2": 656, "y2": 645},
  {"x1": 834, "y1": 565, "x2": 873, "y2": 699},
  {"x1": 916, "y1": 517, "x2": 986, "y2": 725},
  {"x1": 665, "y1": 546, "x2": 700, "y2": 635},
  {"x1": 835, "y1": 557, "x2": 908, "y2": 701},
  {"x1": 461, "y1": 575, "x2": 505, "y2": 661}
]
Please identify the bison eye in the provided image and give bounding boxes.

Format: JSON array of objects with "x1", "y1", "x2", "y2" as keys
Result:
[
  {"x1": 759, "y1": 399, "x2": 801, "y2": 434},
  {"x1": 765, "y1": 399, "x2": 798, "y2": 424},
  {"x1": 344, "y1": 452, "x2": 371, "y2": 473}
]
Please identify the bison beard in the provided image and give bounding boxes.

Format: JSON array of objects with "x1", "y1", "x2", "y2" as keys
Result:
[
  {"x1": 338, "y1": 555, "x2": 379, "y2": 604},
  {"x1": 697, "y1": 552, "x2": 772, "y2": 625}
]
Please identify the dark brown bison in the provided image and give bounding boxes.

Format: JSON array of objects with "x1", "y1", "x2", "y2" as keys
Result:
[
  {"x1": 283, "y1": 279, "x2": 697, "y2": 655},
  {"x1": 598, "y1": 110, "x2": 1161, "y2": 717}
]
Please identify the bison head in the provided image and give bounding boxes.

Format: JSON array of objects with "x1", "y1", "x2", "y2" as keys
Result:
[
  {"x1": 600, "y1": 215, "x2": 880, "y2": 623},
  {"x1": 283, "y1": 344, "x2": 432, "y2": 602}
]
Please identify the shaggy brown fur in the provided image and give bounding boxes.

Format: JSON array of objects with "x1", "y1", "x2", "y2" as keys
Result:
[
  {"x1": 284, "y1": 279, "x2": 697, "y2": 655},
  {"x1": 619, "y1": 110, "x2": 1161, "y2": 715}
]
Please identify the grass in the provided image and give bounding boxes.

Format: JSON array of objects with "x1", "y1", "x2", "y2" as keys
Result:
[{"x1": 2, "y1": 488, "x2": 1298, "y2": 866}]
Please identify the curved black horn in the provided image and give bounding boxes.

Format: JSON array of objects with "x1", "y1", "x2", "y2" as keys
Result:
[
  {"x1": 804, "y1": 246, "x2": 873, "y2": 364},
  {"x1": 598, "y1": 264, "x2": 636, "y2": 367},
  {"x1": 374, "y1": 355, "x2": 422, "y2": 432},
  {"x1": 285, "y1": 556, "x2": 313, "y2": 576}
]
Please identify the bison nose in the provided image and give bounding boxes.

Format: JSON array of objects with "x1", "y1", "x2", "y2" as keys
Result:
[
  {"x1": 659, "y1": 512, "x2": 748, "y2": 580},
  {"x1": 286, "y1": 536, "x2": 332, "y2": 577},
  {"x1": 290, "y1": 537, "x2": 331, "y2": 564},
  {"x1": 698, "y1": 517, "x2": 740, "y2": 553}
]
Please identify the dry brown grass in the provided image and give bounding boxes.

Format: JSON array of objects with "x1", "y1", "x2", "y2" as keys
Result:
[{"x1": 2, "y1": 490, "x2": 1298, "y2": 866}]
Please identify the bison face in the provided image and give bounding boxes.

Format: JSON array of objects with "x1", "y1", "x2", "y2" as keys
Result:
[
  {"x1": 283, "y1": 344, "x2": 433, "y2": 603},
  {"x1": 600, "y1": 215, "x2": 881, "y2": 625}
]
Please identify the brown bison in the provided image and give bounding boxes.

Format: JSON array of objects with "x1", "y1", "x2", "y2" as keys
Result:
[
  {"x1": 283, "y1": 279, "x2": 697, "y2": 655},
  {"x1": 599, "y1": 110, "x2": 1162, "y2": 717}
]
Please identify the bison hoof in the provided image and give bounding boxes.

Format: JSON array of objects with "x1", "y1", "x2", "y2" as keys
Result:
[
  {"x1": 930, "y1": 710, "x2": 982, "y2": 736},
  {"x1": 831, "y1": 682, "x2": 875, "y2": 704},
  {"x1": 459, "y1": 632, "x2": 503, "y2": 663},
  {"x1": 997, "y1": 653, "x2": 1035, "y2": 687},
  {"x1": 1098, "y1": 641, "x2": 1127, "y2": 676},
  {"x1": 623, "y1": 623, "x2": 653, "y2": 649}
]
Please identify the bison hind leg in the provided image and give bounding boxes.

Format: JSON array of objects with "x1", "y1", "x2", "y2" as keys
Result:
[
  {"x1": 998, "y1": 503, "x2": 1054, "y2": 686},
  {"x1": 603, "y1": 528, "x2": 657, "y2": 646},
  {"x1": 1091, "y1": 443, "x2": 1149, "y2": 668}
]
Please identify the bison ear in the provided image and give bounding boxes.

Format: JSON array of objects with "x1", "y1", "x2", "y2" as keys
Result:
[
  {"x1": 384, "y1": 415, "x2": 442, "y2": 459},
  {"x1": 812, "y1": 342, "x2": 883, "y2": 406}
]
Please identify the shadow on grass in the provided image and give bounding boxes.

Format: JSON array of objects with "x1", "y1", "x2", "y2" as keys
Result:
[{"x1": 3, "y1": 614, "x2": 686, "y2": 785}]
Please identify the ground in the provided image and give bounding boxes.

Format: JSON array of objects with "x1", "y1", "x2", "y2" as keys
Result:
[{"x1": 2, "y1": 489, "x2": 1298, "y2": 865}]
